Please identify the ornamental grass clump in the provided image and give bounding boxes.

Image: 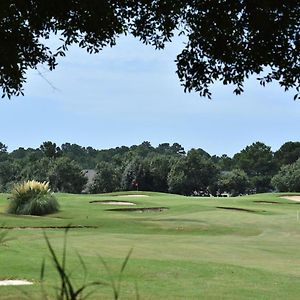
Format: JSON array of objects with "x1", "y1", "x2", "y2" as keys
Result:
[{"x1": 8, "y1": 180, "x2": 59, "y2": 216}]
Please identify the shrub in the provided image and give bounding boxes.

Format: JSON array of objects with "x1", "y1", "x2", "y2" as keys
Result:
[{"x1": 7, "y1": 180, "x2": 59, "y2": 216}]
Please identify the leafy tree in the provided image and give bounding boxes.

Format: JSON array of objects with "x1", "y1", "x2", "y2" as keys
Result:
[
  {"x1": 211, "y1": 154, "x2": 233, "y2": 171},
  {"x1": 48, "y1": 157, "x2": 87, "y2": 193},
  {"x1": 274, "y1": 142, "x2": 300, "y2": 167},
  {"x1": 10, "y1": 147, "x2": 27, "y2": 160},
  {"x1": 2, "y1": 2, "x2": 299, "y2": 99},
  {"x1": 271, "y1": 159, "x2": 300, "y2": 192},
  {"x1": 20, "y1": 157, "x2": 51, "y2": 183},
  {"x1": 0, "y1": 142, "x2": 7, "y2": 153},
  {"x1": 218, "y1": 169, "x2": 250, "y2": 196},
  {"x1": 170, "y1": 143, "x2": 186, "y2": 155},
  {"x1": 40, "y1": 141, "x2": 61, "y2": 159},
  {"x1": 233, "y1": 142, "x2": 276, "y2": 192},
  {"x1": 0, "y1": 142, "x2": 8, "y2": 162},
  {"x1": 61, "y1": 143, "x2": 97, "y2": 168},
  {"x1": 156, "y1": 143, "x2": 172, "y2": 154},
  {"x1": 168, "y1": 149, "x2": 218, "y2": 195},
  {"x1": 9, "y1": 148, "x2": 44, "y2": 167},
  {"x1": 148, "y1": 155, "x2": 174, "y2": 192},
  {"x1": 89, "y1": 162, "x2": 121, "y2": 194},
  {"x1": 132, "y1": 141, "x2": 154, "y2": 158},
  {"x1": 121, "y1": 158, "x2": 153, "y2": 191},
  {"x1": 0, "y1": 160, "x2": 22, "y2": 191}
]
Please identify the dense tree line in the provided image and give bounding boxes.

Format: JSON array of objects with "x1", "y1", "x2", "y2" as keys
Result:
[{"x1": 1, "y1": 141, "x2": 300, "y2": 195}]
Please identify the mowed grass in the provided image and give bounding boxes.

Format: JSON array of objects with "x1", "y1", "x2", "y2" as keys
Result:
[{"x1": 1, "y1": 191, "x2": 300, "y2": 299}]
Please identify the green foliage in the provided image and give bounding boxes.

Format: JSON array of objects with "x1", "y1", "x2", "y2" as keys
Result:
[
  {"x1": 212, "y1": 154, "x2": 233, "y2": 171},
  {"x1": 7, "y1": 180, "x2": 59, "y2": 216},
  {"x1": 167, "y1": 160, "x2": 187, "y2": 194},
  {"x1": 40, "y1": 141, "x2": 62, "y2": 159},
  {"x1": 48, "y1": 157, "x2": 88, "y2": 193},
  {"x1": 89, "y1": 162, "x2": 121, "y2": 193},
  {"x1": 20, "y1": 157, "x2": 51, "y2": 183},
  {"x1": 218, "y1": 169, "x2": 250, "y2": 196},
  {"x1": 61, "y1": 143, "x2": 96, "y2": 169},
  {"x1": 168, "y1": 149, "x2": 218, "y2": 195},
  {"x1": 121, "y1": 158, "x2": 153, "y2": 191},
  {"x1": 0, "y1": 160, "x2": 22, "y2": 192},
  {"x1": 233, "y1": 142, "x2": 276, "y2": 192},
  {"x1": 271, "y1": 159, "x2": 300, "y2": 192},
  {"x1": 1, "y1": 2, "x2": 299, "y2": 99},
  {"x1": 0, "y1": 142, "x2": 8, "y2": 163},
  {"x1": 274, "y1": 142, "x2": 300, "y2": 166},
  {"x1": 148, "y1": 155, "x2": 174, "y2": 192},
  {"x1": 2, "y1": 140, "x2": 300, "y2": 196},
  {"x1": 156, "y1": 143, "x2": 185, "y2": 155}
]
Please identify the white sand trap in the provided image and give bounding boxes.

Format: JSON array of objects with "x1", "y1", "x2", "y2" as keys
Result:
[
  {"x1": 117, "y1": 195, "x2": 149, "y2": 198},
  {"x1": 281, "y1": 196, "x2": 300, "y2": 202},
  {"x1": 0, "y1": 280, "x2": 33, "y2": 286}
]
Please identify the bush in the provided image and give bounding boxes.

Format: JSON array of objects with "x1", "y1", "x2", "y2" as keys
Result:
[{"x1": 7, "y1": 180, "x2": 59, "y2": 216}]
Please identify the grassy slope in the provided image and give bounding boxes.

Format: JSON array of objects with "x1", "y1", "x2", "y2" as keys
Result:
[{"x1": 0, "y1": 192, "x2": 300, "y2": 299}]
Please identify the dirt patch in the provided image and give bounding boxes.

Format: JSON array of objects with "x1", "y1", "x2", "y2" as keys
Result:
[
  {"x1": 0, "y1": 280, "x2": 33, "y2": 286},
  {"x1": 89, "y1": 200, "x2": 136, "y2": 205},
  {"x1": 0, "y1": 225, "x2": 98, "y2": 230},
  {"x1": 280, "y1": 196, "x2": 300, "y2": 202},
  {"x1": 116, "y1": 195, "x2": 149, "y2": 198},
  {"x1": 217, "y1": 206, "x2": 265, "y2": 213},
  {"x1": 106, "y1": 207, "x2": 169, "y2": 213}
]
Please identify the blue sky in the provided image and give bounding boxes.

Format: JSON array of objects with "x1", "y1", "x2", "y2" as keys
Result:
[{"x1": 1, "y1": 35, "x2": 299, "y2": 156}]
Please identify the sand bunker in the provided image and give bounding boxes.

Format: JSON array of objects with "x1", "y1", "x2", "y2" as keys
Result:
[
  {"x1": 90, "y1": 200, "x2": 136, "y2": 205},
  {"x1": 0, "y1": 280, "x2": 33, "y2": 286},
  {"x1": 106, "y1": 207, "x2": 168, "y2": 213},
  {"x1": 281, "y1": 196, "x2": 300, "y2": 202},
  {"x1": 116, "y1": 195, "x2": 149, "y2": 198}
]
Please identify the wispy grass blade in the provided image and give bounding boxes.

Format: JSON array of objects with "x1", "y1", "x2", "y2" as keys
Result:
[
  {"x1": 116, "y1": 248, "x2": 133, "y2": 298},
  {"x1": 98, "y1": 254, "x2": 118, "y2": 299},
  {"x1": 40, "y1": 257, "x2": 46, "y2": 282},
  {"x1": 99, "y1": 248, "x2": 133, "y2": 300},
  {"x1": 44, "y1": 230, "x2": 74, "y2": 300}
]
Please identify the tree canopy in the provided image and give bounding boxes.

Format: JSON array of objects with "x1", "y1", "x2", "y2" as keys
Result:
[
  {"x1": 2, "y1": 139, "x2": 300, "y2": 195},
  {"x1": 1, "y1": 1, "x2": 299, "y2": 99}
]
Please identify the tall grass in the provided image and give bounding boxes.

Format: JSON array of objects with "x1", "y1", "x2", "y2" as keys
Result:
[
  {"x1": 42, "y1": 227, "x2": 137, "y2": 300},
  {"x1": 7, "y1": 180, "x2": 59, "y2": 216}
]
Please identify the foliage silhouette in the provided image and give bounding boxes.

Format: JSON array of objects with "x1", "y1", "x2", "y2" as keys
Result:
[{"x1": 0, "y1": 1, "x2": 299, "y2": 99}]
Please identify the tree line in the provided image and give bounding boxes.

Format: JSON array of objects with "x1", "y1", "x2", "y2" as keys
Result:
[{"x1": 1, "y1": 141, "x2": 300, "y2": 196}]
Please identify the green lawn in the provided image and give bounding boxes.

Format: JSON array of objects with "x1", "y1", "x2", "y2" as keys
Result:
[{"x1": 1, "y1": 191, "x2": 300, "y2": 299}]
